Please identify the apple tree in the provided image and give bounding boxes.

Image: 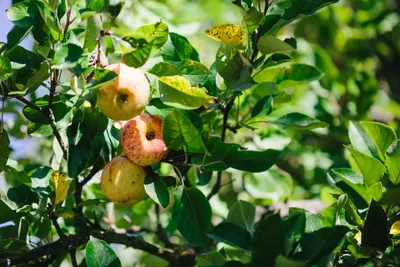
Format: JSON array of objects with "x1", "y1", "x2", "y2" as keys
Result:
[{"x1": 1, "y1": 0, "x2": 400, "y2": 266}]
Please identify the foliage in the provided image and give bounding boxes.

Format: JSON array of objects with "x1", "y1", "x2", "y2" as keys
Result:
[{"x1": 0, "y1": 0, "x2": 399, "y2": 266}]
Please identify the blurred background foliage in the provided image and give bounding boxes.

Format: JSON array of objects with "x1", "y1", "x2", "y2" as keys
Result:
[{"x1": 1, "y1": 0, "x2": 400, "y2": 265}]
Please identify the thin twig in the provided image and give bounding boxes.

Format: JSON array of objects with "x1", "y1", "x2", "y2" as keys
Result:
[
  {"x1": 207, "y1": 100, "x2": 233, "y2": 200},
  {"x1": 49, "y1": 214, "x2": 66, "y2": 239},
  {"x1": 70, "y1": 248, "x2": 78, "y2": 267}
]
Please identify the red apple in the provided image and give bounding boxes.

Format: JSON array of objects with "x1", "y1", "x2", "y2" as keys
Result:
[{"x1": 121, "y1": 114, "x2": 168, "y2": 166}]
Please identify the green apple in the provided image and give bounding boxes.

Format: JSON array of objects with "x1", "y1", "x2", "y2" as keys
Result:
[{"x1": 101, "y1": 156, "x2": 147, "y2": 205}]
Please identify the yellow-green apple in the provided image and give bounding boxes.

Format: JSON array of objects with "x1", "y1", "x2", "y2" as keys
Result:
[
  {"x1": 101, "y1": 156, "x2": 147, "y2": 205},
  {"x1": 121, "y1": 114, "x2": 168, "y2": 166},
  {"x1": 96, "y1": 63, "x2": 150, "y2": 120}
]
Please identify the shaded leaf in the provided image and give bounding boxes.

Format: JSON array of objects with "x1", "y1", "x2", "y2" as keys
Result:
[
  {"x1": 227, "y1": 200, "x2": 256, "y2": 234},
  {"x1": 257, "y1": 35, "x2": 295, "y2": 55},
  {"x1": 252, "y1": 213, "x2": 284, "y2": 267},
  {"x1": 271, "y1": 113, "x2": 328, "y2": 130},
  {"x1": 207, "y1": 222, "x2": 252, "y2": 250},
  {"x1": 253, "y1": 63, "x2": 322, "y2": 88},
  {"x1": 172, "y1": 188, "x2": 212, "y2": 247},
  {"x1": 386, "y1": 140, "x2": 400, "y2": 184},
  {"x1": 144, "y1": 173, "x2": 170, "y2": 208},
  {"x1": 86, "y1": 237, "x2": 121, "y2": 267}
]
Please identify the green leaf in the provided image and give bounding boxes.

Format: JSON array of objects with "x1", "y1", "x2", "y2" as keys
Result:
[
  {"x1": 207, "y1": 222, "x2": 252, "y2": 250},
  {"x1": 227, "y1": 200, "x2": 256, "y2": 234},
  {"x1": 36, "y1": 1, "x2": 60, "y2": 40},
  {"x1": 145, "y1": 98, "x2": 174, "y2": 118},
  {"x1": 361, "y1": 201, "x2": 390, "y2": 250},
  {"x1": 216, "y1": 47, "x2": 243, "y2": 87},
  {"x1": 144, "y1": 173, "x2": 170, "y2": 208},
  {"x1": 241, "y1": 7, "x2": 264, "y2": 34},
  {"x1": 87, "y1": 68, "x2": 118, "y2": 90},
  {"x1": 263, "y1": 0, "x2": 339, "y2": 35},
  {"x1": 162, "y1": 32, "x2": 200, "y2": 62},
  {"x1": 251, "y1": 95, "x2": 274, "y2": 118},
  {"x1": 196, "y1": 251, "x2": 227, "y2": 267},
  {"x1": 246, "y1": 168, "x2": 293, "y2": 204},
  {"x1": 133, "y1": 22, "x2": 169, "y2": 51},
  {"x1": 7, "y1": 46, "x2": 43, "y2": 70},
  {"x1": 293, "y1": 226, "x2": 349, "y2": 264},
  {"x1": 86, "y1": 237, "x2": 121, "y2": 267},
  {"x1": 123, "y1": 42, "x2": 153, "y2": 68},
  {"x1": 22, "y1": 95, "x2": 69, "y2": 124},
  {"x1": 6, "y1": 1, "x2": 35, "y2": 27},
  {"x1": 253, "y1": 63, "x2": 323, "y2": 88},
  {"x1": 360, "y1": 121, "x2": 397, "y2": 161},
  {"x1": 271, "y1": 112, "x2": 328, "y2": 130},
  {"x1": 346, "y1": 146, "x2": 386, "y2": 187},
  {"x1": 329, "y1": 168, "x2": 370, "y2": 207},
  {"x1": 275, "y1": 256, "x2": 305, "y2": 267},
  {"x1": 0, "y1": 131, "x2": 10, "y2": 171},
  {"x1": 386, "y1": 140, "x2": 400, "y2": 184},
  {"x1": 86, "y1": 0, "x2": 110, "y2": 12},
  {"x1": 179, "y1": 60, "x2": 209, "y2": 85},
  {"x1": 52, "y1": 43, "x2": 84, "y2": 69},
  {"x1": 348, "y1": 121, "x2": 378, "y2": 158},
  {"x1": 367, "y1": 182, "x2": 384, "y2": 202},
  {"x1": 224, "y1": 148, "x2": 283, "y2": 173},
  {"x1": 163, "y1": 110, "x2": 205, "y2": 153},
  {"x1": 263, "y1": 53, "x2": 292, "y2": 68},
  {"x1": 252, "y1": 213, "x2": 284, "y2": 267},
  {"x1": 257, "y1": 35, "x2": 295, "y2": 55},
  {"x1": 159, "y1": 75, "x2": 211, "y2": 110},
  {"x1": 7, "y1": 184, "x2": 38, "y2": 206},
  {"x1": 0, "y1": 190, "x2": 23, "y2": 224},
  {"x1": 84, "y1": 16, "x2": 99, "y2": 52},
  {"x1": 283, "y1": 210, "x2": 306, "y2": 254},
  {"x1": 279, "y1": 0, "x2": 339, "y2": 22},
  {"x1": 30, "y1": 217, "x2": 51, "y2": 238},
  {"x1": 172, "y1": 188, "x2": 212, "y2": 247},
  {"x1": 9, "y1": 62, "x2": 50, "y2": 96},
  {"x1": 149, "y1": 62, "x2": 181, "y2": 77},
  {"x1": 6, "y1": 26, "x2": 32, "y2": 52},
  {"x1": 31, "y1": 167, "x2": 52, "y2": 195},
  {"x1": 0, "y1": 55, "x2": 12, "y2": 81}
]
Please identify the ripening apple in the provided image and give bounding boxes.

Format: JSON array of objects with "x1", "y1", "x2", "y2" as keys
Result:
[
  {"x1": 121, "y1": 114, "x2": 168, "y2": 166},
  {"x1": 101, "y1": 156, "x2": 147, "y2": 205},
  {"x1": 96, "y1": 63, "x2": 150, "y2": 120}
]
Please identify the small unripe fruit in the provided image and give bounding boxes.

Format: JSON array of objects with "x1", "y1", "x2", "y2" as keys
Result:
[
  {"x1": 122, "y1": 114, "x2": 168, "y2": 166},
  {"x1": 96, "y1": 63, "x2": 150, "y2": 120},
  {"x1": 101, "y1": 156, "x2": 147, "y2": 205}
]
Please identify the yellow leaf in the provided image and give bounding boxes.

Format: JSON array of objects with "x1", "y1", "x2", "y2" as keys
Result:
[
  {"x1": 390, "y1": 221, "x2": 400, "y2": 235},
  {"x1": 58, "y1": 212, "x2": 74, "y2": 219},
  {"x1": 354, "y1": 231, "x2": 362, "y2": 244},
  {"x1": 52, "y1": 171, "x2": 70, "y2": 205},
  {"x1": 205, "y1": 24, "x2": 246, "y2": 46}
]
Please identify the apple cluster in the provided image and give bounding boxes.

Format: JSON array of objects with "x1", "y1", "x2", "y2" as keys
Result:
[{"x1": 97, "y1": 63, "x2": 168, "y2": 205}]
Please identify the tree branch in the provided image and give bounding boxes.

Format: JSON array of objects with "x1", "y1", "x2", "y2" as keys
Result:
[
  {"x1": 90, "y1": 230, "x2": 195, "y2": 266},
  {"x1": 207, "y1": 101, "x2": 233, "y2": 200}
]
